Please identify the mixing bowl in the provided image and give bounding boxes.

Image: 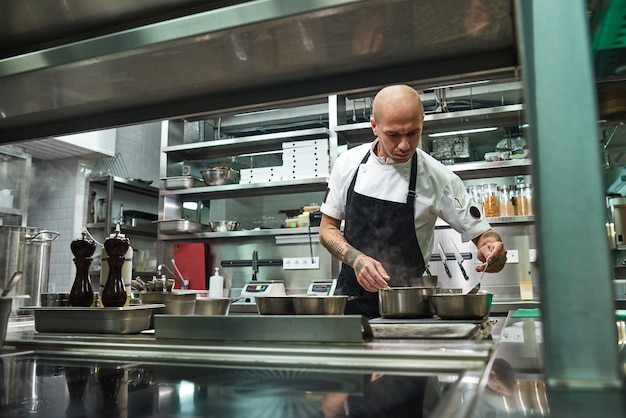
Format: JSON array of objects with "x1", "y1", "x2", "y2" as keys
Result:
[
  {"x1": 256, "y1": 296, "x2": 296, "y2": 315},
  {"x1": 201, "y1": 167, "x2": 240, "y2": 185},
  {"x1": 194, "y1": 297, "x2": 231, "y2": 315},
  {"x1": 292, "y1": 295, "x2": 347, "y2": 315},
  {"x1": 209, "y1": 221, "x2": 240, "y2": 232},
  {"x1": 430, "y1": 293, "x2": 494, "y2": 319}
]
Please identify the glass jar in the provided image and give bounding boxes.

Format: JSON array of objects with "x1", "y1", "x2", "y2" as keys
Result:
[
  {"x1": 497, "y1": 185, "x2": 516, "y2": 217},
  {"x1": 482, "y1": 183, "x2": 499, "y2": 217},
  {"x1": 515, "y1": 184, "x2": 533, "y2": 215},
  {"x1": 466, "y1": 185, "x2": 483, "y2": 214}
]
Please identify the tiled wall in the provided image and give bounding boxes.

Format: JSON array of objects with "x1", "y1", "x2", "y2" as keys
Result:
[{"x1": 27, "y1": 122, "x2": 161, "y2": 291}]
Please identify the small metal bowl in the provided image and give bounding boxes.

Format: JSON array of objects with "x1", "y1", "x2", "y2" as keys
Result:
[
  {"x1": 209, "y1": 221, "x2": 240, "y2": 232},
  {"x1": 194, "y1": 297, "x2": 231, "y2": 315},
  {"x1": 430, "y1": 293, "x2": 494, "y2": 319},
  {"x1": 255, "y1": 296, "x2": 296, "y2": 315},
  {"x1": 292, "y1": 295, "x2": 348, "y2": 315}
]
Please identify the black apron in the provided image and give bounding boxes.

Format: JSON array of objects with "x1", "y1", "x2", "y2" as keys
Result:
[{"x1": 336, "y1": 151, "x2": 426, "y2": 318}]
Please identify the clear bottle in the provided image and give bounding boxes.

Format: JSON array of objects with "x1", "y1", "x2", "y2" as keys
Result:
[
  {"x1": 515, "y1": 184, "x2": 533, "y2": 215},
  {"x1": 497, "y1": 185, "x2": 516, "y2": 217},
  {"x1": 482, "y1": 183, "x2": 499, "y2": 217}
]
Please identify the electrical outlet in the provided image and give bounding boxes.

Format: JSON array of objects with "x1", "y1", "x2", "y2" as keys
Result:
[
  {"x1": 529, "y1": 249, "x2": 537, "y2": 263},
  {"x1": 506, "y1": 249, "x2": 519, "y2": 263},
  {"x1": 283, "y1": 257, "x2": 320, "y2": 270}
]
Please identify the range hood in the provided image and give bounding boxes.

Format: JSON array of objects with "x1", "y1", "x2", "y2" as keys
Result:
[{"x1": 0, "y1": 0, "x2": 518, "y2": 144}]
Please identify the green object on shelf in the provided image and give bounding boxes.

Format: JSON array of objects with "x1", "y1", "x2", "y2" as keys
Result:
[
  {"x1": 616, "y1": 310, "x2": 626, "y2": 319},
  {"x1": 592, "y1": 0, "x2": 626, "y2": 51},
  {"x1": 511, "y1": 308, "x2": 541, "y2": 318}
]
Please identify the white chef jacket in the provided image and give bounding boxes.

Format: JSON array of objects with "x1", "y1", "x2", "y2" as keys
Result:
[{"x1": 321, "y1": 140, "x2": 491, "y2": 263}]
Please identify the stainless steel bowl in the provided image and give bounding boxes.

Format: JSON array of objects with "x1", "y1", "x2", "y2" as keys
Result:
[
  {"x1": 292, "y1": 295, "x2": 347, "y2": 315},
  {"x1": 430, "y1": 293, "x2": 494, "y2": 319},
  {"x1": 209, "y1": 221, "x2": 240, "y2": 232},
  {"x1": 140, "y1": 292, "x2": 197, "y2": 315},
  {"x1": 256, "y1": 296, "x2": 296, "y2": 315},
  {"x1": 194, "y1": 297, "x2": 231, "y2": 315},
  {"x1": 201, "y1": 167, "x2": 240, "y2": 185},
  {"x1": 378, "y1": 286, "x2": 435, "y2": 318}
]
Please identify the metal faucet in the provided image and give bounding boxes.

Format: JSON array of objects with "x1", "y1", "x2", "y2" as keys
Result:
[{"x1": 156, "y1": 264, "x2": 189, "y2": 289}]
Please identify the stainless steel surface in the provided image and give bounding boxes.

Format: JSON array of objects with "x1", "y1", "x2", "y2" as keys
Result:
[
  {"x1": 155, "y1": 314, "x2": 370, "y2": 343},
  {"x1": 368, "y1": 321, "x2": 484, "y2": 339},
  {"x1": 431, "y1": 293, "x2": 494, "y2": 320},
  {"x1": 154, "y1": 219, "x2": 204, "y2": 234},
  {"x1": 378, "y1": 287, "x2": 435, "y2": 319},
  {"x1": 515, "y1": 0, "x2": 624, "y2": 394},
  {"x1": 292, "y1": 295, "x2": 347, "y2": 315},
  {"x1": 255, "y1": 296, "x2": 296, "y2": 315},
  {"x1": 194, "y1": 297, "x2": 231, "y2": 315},
  {"x1": 0, "y1": 0, "x2": 516, "y2": 142},
  {"x1": 162, "y1": 176, "x2": 201, "y2": 190},
  {"x1": 30, "y1": 304, "x2": 163, "y2": 334},
  {"x1": 201, "y1": 167, "x2": 240, "y2": 186},
  {"x1": 209, "y1": 221, "x2": 240, "y2": 232}
]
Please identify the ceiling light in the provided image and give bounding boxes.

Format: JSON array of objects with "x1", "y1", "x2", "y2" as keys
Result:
[
  {"x1": 428, "y1": 127, "x2": 498, "y2": 137},
  {"x1": 182, "y1": 202, "x2": 198, "y2": 210}
]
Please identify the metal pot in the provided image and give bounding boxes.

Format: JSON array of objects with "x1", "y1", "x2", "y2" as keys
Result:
[
  {"x1": 0, "y1": 227, "x2": 60, "y2": 311},
  {"x1": 292, "y1": 295, "x2": 348, "y2": 315},
  {"x1": 194, "y1": 297, "x2": 231, "y2": 315},
  {"x1": 201, "y1": 167, "x2": 240, "y2": 185},
  {"x1": 378, "y1": 286, "x2": 435, "y2": 318},
  {"x1": 430, "y1": 293, "x2": 494, "y2": 319}
]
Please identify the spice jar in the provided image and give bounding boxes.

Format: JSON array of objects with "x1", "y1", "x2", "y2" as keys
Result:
[
  {"x1": 482, "y1": 183, "x2": 499, "y2": 217},
  {"x1": 498, "y1": 185, "x2": 516, "y2": 217},
  {"x1": 515, "y1": 184, "x2": 533, "y2": 215}
]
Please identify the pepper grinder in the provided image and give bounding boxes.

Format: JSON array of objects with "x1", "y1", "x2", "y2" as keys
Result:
[
  {"x1": 101, "y1": 228, "x2": 130, "y2": 307},
  {"x1": 69, "y1": 232, "x2": 97, "y2": 307}
]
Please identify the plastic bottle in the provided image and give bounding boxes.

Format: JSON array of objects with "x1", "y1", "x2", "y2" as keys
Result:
[{"x1": 209, "y1": 267, "x2": 224, "y2": 298}]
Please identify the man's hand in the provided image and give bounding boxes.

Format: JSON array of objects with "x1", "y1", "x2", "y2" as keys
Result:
[{"x1": 473, "y1": 229, "x2": 507, "y2": 273}]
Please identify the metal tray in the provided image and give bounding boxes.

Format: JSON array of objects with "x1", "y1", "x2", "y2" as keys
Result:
[
  {"x1": 161, "y1": 176, "x2": 202, "y2": 190},
  {"x1": 29, "y1": 304, "x2": 164, "y2": 334},
  {"x1": 153, "y1": 219, "x2": 204, "y2": 234}
]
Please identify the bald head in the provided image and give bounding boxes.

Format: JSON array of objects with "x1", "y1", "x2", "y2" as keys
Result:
[{"x1": 371, "y1": 85, "x2": 424, "y2": 123}]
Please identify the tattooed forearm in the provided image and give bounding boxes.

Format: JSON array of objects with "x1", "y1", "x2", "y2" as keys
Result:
[
  {"x1": 473, "y1": 230, "x2": 502, "y2": 247},
  {"x1": 320, "y1": 226, "x2": 363, "y2": 267}
]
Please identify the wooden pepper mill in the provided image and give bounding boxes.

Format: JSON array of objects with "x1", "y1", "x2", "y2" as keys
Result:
[
  {"x1": 69, "y1": 232, "x2": 97, "y2": 307},
  {"x1": 101, "y1": 228, "x2": 130, "y2": 307}
]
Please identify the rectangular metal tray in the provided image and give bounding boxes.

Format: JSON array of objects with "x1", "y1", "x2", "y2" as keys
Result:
[
  {"x1": 161, "y1": 176, "x2": 202, "y2": 190},
  {"x1": 29, "y1": 304, "x2": 164, "y2": 334},
  {"x1": 154, "y1": 219, "x2": 204, "y2": 234}
]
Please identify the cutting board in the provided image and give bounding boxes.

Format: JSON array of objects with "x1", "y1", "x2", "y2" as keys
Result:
[{"x1": 173, "y1": 243, "x2": 208, "y2": 290}]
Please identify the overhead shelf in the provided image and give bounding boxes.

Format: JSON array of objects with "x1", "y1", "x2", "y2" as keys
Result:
[{"x1": 161, "y1": 177, "x2": 328, "y2": 200}]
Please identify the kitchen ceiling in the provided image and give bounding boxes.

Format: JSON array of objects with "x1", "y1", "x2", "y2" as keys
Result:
[{"x1": 0, "y1": 0, "x2": 518, "y2": 143}]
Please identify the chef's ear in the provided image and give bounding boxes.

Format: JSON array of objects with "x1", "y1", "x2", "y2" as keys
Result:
[{"x1": 370, "y1": 117, "x2": 377, "y2": 137}]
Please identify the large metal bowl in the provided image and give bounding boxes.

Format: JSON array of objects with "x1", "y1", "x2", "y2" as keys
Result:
[
  {"x1": 378, "y1": 286, "x2": 435, "y2": 318},
  {"x1": 292, "y1": 295, "x2": 348, "y2": 315},
  {"x1": 201, "y1": 167, "x2": 240, "y2": 185},
  {"x1": 255, "y1": 296, "x2": 296, "y2": 315},
  {"x1": 209, "y1": 221, "x2": 240, "y2": 232},
  {"x1": 430, "y1": 293, "x2": 494, "y2": 319},
  {"x1": 194, "y1": 297, "x2": 231, "y2": 315},
  {"x1": 140, "y1": 292, "x2": 197, "y2": 315}
]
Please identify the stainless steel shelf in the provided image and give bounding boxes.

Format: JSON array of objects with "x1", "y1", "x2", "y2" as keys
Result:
[
  {"x1": 88, "y1": 175, "x2": 159, "y2": 198},
  {"x1": 164, "y1": 127, "x2": 329, "y2": 162},
  {"x1": 159, "y1": 226, "x2": 319, "y2": 241},
  {"x1": 436, "y1": 215, "x2": 534, "y2": 228},
  {"x1": 449, "y1": 158, "x2": 532, "y2": 180},
  {"x1": 161, "y1": 177, "x2": 328, "y2": 200}
]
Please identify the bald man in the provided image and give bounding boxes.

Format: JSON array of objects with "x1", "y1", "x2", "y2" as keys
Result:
[{"x1": 319, "y1": 85, "x2": 507, "y2": 318}]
